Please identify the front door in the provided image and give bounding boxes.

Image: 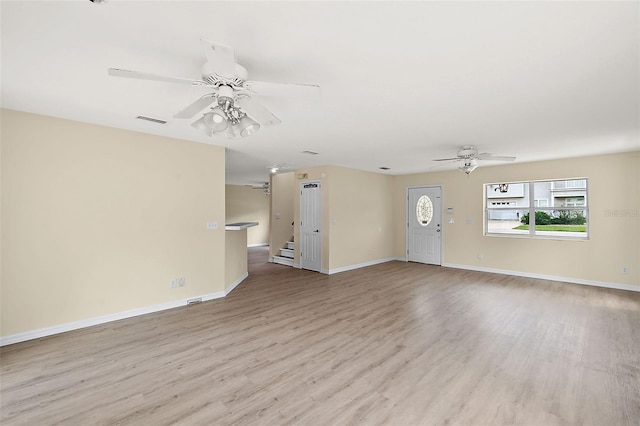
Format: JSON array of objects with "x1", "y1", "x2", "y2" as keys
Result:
[
  {"x1": 300, "y1": 181, "x2": 322, "y2": 272},
  {"x1": 407, "y1": 186, "x2": 442, "y2": 265}
]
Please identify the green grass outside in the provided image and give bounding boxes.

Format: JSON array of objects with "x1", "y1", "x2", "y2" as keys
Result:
[{"x1": 513, "y1": 225, "x2": 587, "y2": 232}]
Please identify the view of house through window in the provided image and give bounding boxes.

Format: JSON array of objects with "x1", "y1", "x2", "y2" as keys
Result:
[{"x1": 485, "y1": 179, "x2": 588, "y2": 238}]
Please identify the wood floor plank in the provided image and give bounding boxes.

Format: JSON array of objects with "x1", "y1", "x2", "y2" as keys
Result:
[{"x1": 2, "y1": 247, "x2": 639, "y2": 425}]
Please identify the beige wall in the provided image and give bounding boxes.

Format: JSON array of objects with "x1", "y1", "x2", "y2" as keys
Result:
[
  {"x1": 1, "y1": 109, "x2": 227, "y2": 337},
  {"x1": 269, "y1": 172, "x2": 295, "y2": 259},
  {"x1": 225, "y1": 230, "x2": 248, "y2": 290},
  {"x1": 393, "y1": 151, "x2": 640, "y2": 287},
  {"x1": 225, "y1": 184, "x2": 270, "y2": 246},
  {"x1": 328, "y1": 166, "x2": 395, "y2": 270}
]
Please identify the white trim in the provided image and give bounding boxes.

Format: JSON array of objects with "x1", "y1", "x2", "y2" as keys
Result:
[
  {"x1": 247, "y1": 243, "x2": 268, "y2": 248},
  {"x1": 225, "y1": 272, "x2": 249, "y2": 296},
  {"x1": 0, "y1": 289, "x2": 231, "y2": 347},
  {"x1": 442, "y1": 263, "x2": 640, "y2": 293},
  {"x1": 328, "y1": 257, "x2": 397, "y2": 275}
]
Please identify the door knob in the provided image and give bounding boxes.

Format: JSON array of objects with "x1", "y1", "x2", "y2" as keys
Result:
[
  {"x1": 314, "y1": 229, "x2": 319, "y2": 233},
  {"x1": 436, "y1": 229, "x2": 441, "y2": 232}
]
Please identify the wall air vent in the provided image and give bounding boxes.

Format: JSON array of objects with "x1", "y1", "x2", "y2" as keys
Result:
[
  {"x1": 301, "y1": 150, "x2": 319, "y2": 155},
  {"x1": 136, "y1": 115, "x2": 167, "y2": 125}
]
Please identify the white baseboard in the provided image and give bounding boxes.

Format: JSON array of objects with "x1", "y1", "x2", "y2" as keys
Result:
[
  {"x1": 442, "y1": 263, "x2": 639, "y2": 293},
  {"x1": 328, "y1": 257, "x2": 397, "y2": 275},
  {"x1": 0, "y1": 290, "x2": 228, "y2": 347},
  {"x1": 225, "y1": 272, "x2": 249, "y2": 296},
  {"x1": 247, "y1": 243, "x2": 268, "y2": 248}
]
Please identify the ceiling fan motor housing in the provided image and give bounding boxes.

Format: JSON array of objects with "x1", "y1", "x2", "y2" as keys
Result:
[
  {"x1": 457, "y1": 146, "x2": 477, "y2": 158},
  {"x1": 201, "y1": 63, "x2": 248, "y2": 87}
]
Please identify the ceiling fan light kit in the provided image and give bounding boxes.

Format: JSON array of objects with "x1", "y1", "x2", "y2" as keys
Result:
[
  {"x1": 238, "y1": 116, "x2": 260, "y2": 137},
  {"x1": 203, "y1": 109, "x2": 228, "y2": 132},
  {"x1": 459, "y1": 159, "x2": 478, "y2": 175},
  {"x1": 108, "y1": 39, "x2": 319, "y2": 140}
]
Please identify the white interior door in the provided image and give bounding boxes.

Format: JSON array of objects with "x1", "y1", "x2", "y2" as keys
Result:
[
  {"x1": 407, "y1": 186, "x2": 442, "y2": 265},
  {"x1": 300, "y1": 181, "x2": 322, "y2": 272}
]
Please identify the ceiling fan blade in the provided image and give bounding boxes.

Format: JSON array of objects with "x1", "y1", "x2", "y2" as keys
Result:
[
  {"x1": 477, "y1": 153, "x2": 516, "y2": 161},
  {"x1": 433, "y1": 157, "x2": 462, "y2": 162},
  {"x1": 174, "y1": 94, "x2": 217, "y2": 119},
  {"x1": 236, "y1": 95, "x2": 281, "y2": 127},
  {"x1": 108, "y1": 68, "x2": 209, "y2": 87},
  {"x1": 200, "y1": 39, "x2": 236, "y2": 79},
  {"x1": 191, "y1": 117, "x2": 213, "y2": 137},
  {"x1": 241, "y1": 80, "x2": 320, "y2": 98}
]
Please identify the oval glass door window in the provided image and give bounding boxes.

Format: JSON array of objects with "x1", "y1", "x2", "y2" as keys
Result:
[{"x1": 416, "y1": 195, "x2": 433, "y2": 226}]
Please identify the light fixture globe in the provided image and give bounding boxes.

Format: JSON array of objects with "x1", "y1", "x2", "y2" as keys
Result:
[
  {"x1": 203, "y1": 108, "x2": 228, "y2": 132},
  {"x1": 238, "y1": 116, "x2": 260, "y2": 137},
  {"x1": 223, "y1": 124, "x2": 239, "y2": 140},
  {"x1": 459, "y1": 159, "x2": 478, "y2": 175}
]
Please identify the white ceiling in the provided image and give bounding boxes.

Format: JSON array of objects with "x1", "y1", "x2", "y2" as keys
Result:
[{"x1": 2, "y1": 1, "x2": 638, "y2": 185}]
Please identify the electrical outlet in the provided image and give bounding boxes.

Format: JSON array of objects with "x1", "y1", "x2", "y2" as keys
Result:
[
  {"x1": 170, "y1": 279, "x2": 177, "y2": 288},
  {"x1": 621, "y1": 266, "x2": 629, "y2": 274},
  {"x1": 178, "y1": 277, "x2": 186, "y2": 287}
]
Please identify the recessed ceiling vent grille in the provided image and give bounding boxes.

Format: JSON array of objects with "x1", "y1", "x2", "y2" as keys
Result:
[
  {"x1": 136, "y1": 115, "x2": 167, "y2": 125},
  {"x1": 301, "y1": 150, "x2": 319, "y2": 155}
]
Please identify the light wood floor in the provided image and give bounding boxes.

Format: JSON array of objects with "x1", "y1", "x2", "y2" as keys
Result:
[{"x1": 2, "y1": 247, "x2": 639, "y2": 425}]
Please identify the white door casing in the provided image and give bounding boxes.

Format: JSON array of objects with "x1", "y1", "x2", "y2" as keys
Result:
[
  {"x1": 300, "y1": 181, "x2": 322, "y2": 272},
  {"x1": 407, "y1": 186, "x2": 442, "y2": 265}
]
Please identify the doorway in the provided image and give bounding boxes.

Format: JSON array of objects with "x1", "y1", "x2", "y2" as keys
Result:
[
  {"x1": 407, "y1": 186, "x2": 442, "y2": 265},
  {"x1": 300, "y1": 181, "x2": 322, "y2": 272}
]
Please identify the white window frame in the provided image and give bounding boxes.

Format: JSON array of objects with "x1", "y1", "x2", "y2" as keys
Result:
[{"x1": 484, "y1": 178, "x2": 589, "y2": 240}]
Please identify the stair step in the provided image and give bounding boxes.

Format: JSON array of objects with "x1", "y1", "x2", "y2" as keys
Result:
[
  {"x1": 279, "y1": 248, "x2": 294, "y2": 258},
  {"x1": 273, "y1": 255, "x2": 294, "y2": 267},
  {"x1": 286, "y1": 241, "x2": 295, "y2": 250}
]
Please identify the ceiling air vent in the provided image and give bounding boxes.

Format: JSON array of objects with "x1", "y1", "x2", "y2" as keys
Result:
[
  {"x1": 136, "y1": 115, "x2": 167, "y2": 125},
  {"x1": 301, "y1": 150, "x2": 319, "y2": 155}
]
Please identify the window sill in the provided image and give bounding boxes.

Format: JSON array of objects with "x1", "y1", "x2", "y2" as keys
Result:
[{"x1": 484, "y1": 232, "x2": 589, "y2": 241}]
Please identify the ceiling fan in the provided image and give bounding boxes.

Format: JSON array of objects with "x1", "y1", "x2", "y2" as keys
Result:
[
  {"x1": 246, "y1": 182, "x2": 270, "y2": 196},
  {"x1": 108, "y1": 39, "x2": 320, "y2": 139},
  {"x1": 433, "y1": 145, "x2": 516, "y2": 174}
]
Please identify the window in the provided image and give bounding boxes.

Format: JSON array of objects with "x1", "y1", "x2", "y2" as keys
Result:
[
  {"x1": 416, "y1": 195, "x2": 433, "y2": 226},
  {"x1": 485, "y1": 178, "x2": 588, "y2": 239}
]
